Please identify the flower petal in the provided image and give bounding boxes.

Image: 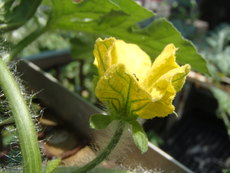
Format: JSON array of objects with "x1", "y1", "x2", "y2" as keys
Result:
[
  {"x1": 137, "y1": 64, "x2": 191, "y2": 119},
  {"x1": 95, "y1": 64, "x2": 151, "y2": 117},
  {"x1": 110, "y1": 40, "x2": 152, "y2": 83},
  {"x1": 94, "y1": 37, "x2": 152, "y2": 82},
  {"x1": 93, "y1": 37, "x2": 116, "y2": 77},
  {"x1": 136, "y1": 99, "x2": 175, "y2": 119},
  {"x1": 143, "y1": 44, "x2": 179, "y2": 92},
  {"x1": 95, "y1": 60, "x2": 190, "y2": 119},
  {"x1": 150, "y1": 64, "x2": 191, "y2": 99}
]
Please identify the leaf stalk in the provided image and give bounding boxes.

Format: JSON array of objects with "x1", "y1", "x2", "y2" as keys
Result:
[{"x1": 0, "y1": 58, "x2": 42, "y2": 173}]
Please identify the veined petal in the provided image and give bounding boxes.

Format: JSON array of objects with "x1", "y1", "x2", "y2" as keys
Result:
[
  {"x1": 95, "y1": 64, "x2": 151, "y2": 117},
  {"x1": 95, "y1": 64, "x2": 129, "y2": 112},
  {"x1": 150, "y1": 64, "x2": 190, "y2": 98},
  {"x1": 93, "y1": 37, "x2": 116, "y2": 77},
  {"x1": 136, "y1": 98, "x2": 175, "y2": 119},
  {"x1": 143, "y1": 44, "x2": 179, "y2": 92},
  {"x1": 137, "y1": 64, "x2": 191, "y2": 119},
  {"x1": 94, "y1": 37, "x2": 152, "y2": 82},
  {"x1": 171, "y1": 64, "x2": 191, "y2": 92},
  {"x1": 111, "y1": 40, "x2": 152, "y2": 83}
]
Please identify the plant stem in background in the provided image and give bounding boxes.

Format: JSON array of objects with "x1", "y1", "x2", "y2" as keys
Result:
[
  {"x1": 72, "y1": 121, "x2": 125, "y2": 173},
  {"x1": 5, "y1": 26, "x2": 47, "y2": 63},
  {"x1": 0, "y1": 58, "x2": 42, "y2": 173}
]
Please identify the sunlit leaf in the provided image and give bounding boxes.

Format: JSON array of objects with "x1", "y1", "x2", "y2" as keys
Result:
[{"x1": 48, "y1": 0, "x2": 208, "y2": 74}]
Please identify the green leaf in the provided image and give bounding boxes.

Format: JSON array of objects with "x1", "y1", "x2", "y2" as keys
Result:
[
  {"x1": 130, "y1": 121, "x2": 148, "y2": 153},
  {"x1": 0, "y1": 0, "x2": 42, "y2": 31},
  {"x1": 49, "y1": 0, "x2": 153, "y2": 30},
  {"x1": 45, "y1": 158, "x2": 61, "y2": 173},
  {"x1": 129, "y1": 18, "x2": 209, "y2": 75},
  {"x1": 90, "y1": 114, "x2": 113, "y2": 129},
  {"x1": 48, "y1": 0, "x2": 208, "y2": 74},
  {"x1": 70, "y1": 37, "x2": 93, "y2": 60},
  {"x1": 70, "y1": 33, "x2": 99, "y2": 59}
]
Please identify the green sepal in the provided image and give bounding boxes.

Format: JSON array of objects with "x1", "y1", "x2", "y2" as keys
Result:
[
  {"x1": 90, "y1": 114, "x2": 113, "y2": 129},
  {"x1": 44, "y1": 158, "x2": 61, "y2": 173},
  {"x1": 130, "y1": 120, "x2": 148, "y2": 153}
]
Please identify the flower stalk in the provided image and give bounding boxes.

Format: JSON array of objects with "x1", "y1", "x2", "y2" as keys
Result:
[{"x1": 73, "y1": 121, "x2": 125, "y2": 173}]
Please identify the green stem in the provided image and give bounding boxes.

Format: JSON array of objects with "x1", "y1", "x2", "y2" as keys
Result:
[
  {"x1": 0, "y1": 58, "x2": 42, "y2": 173},
  {"x1": 73, "y1": 121, "x2": 125, "y2": 173},
  {"x1": 5, "y1": 26, "x2": 47, "y2": 63}
]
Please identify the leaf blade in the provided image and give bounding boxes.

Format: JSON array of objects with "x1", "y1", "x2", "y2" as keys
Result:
[{"x1": 48, "y1": 0, "x2": 209, "y2": 74}]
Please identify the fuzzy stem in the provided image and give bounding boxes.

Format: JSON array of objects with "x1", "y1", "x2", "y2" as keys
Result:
[
  {"x1": 5, "y1": 26, "x2": 47, "y2": 63},
  {"x1": 73, "y1": 121, "x2": 125, "y2": 173},
  {"x1": 0, "y1": 58, "x2": 42, "y2": 173}
]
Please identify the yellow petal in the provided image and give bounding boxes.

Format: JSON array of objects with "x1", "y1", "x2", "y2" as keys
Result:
[
  {"x1": 171, "y1": 64, "x2": 191, "y2": 92},
  {"x1": 93, "y1": 37, "x2": 116, "y2": 77},
  {"x1": 94, "y1": 37, "x2": 152, "y2": 82},
  {"x1": 137, "y1": 64, "x2": 191, "y2": 119},
  {"x1": 136, "y1": 99, "x2": 175, "y2": 119},
  {"x1": 143, "y1": 44, "x2": 179, "y2": 92},
  {"x1": 150, "y1": 64, "x2": 190, "y2": 99},
  {"x1": 95, "y1": 64, "x2": 151, "y2": 116},
  {"x1": 95, "y1": 64, "x2": 128, "y2": 111},
  {"x1": 111, "y1": 40, "x2": 152, "y2": 83}
]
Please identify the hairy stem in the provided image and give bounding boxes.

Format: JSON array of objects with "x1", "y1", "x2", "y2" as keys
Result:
[
  {"x1": 0, "y1": 58, "x2": 42, "y2": 173},
  {"x1": 73, "y1": 121, "x2": 125, "y2": 173}
]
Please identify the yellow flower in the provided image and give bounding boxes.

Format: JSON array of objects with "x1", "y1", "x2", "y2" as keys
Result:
[{"x1": 94, "y1": 37, "x2": 190, "y2": 119}]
